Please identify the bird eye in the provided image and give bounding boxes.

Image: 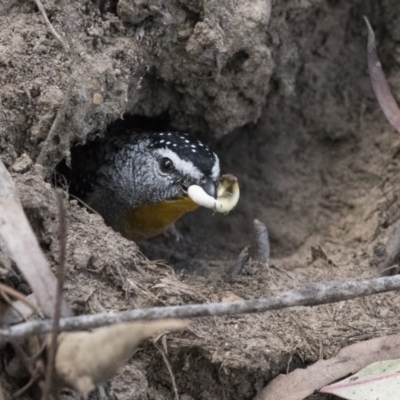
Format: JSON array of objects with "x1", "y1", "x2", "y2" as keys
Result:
[{"x1": 159, "y1": 157, "x2": 174, "y2": 173}]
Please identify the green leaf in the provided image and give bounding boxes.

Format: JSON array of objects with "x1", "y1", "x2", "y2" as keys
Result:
[{"x1": 320, "y1": 359, "x2": 400, "y2": 400}]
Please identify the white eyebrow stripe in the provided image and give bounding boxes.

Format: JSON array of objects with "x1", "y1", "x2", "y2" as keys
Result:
[
  {"x1": 211, "y1": 154, "x2": 220, "y2": 181},
  {"x1": 155, "y1": 148, "x2": 203, "y2": 180}
]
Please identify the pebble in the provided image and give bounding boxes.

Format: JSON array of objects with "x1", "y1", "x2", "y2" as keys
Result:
[{"x1": 10, "y1": 153, "x2": 32, "y2": 174}]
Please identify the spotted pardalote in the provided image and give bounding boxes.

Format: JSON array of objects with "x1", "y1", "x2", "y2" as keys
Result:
[{"x1": 68, "y1": 131, "x2": 221, "y2": 241}]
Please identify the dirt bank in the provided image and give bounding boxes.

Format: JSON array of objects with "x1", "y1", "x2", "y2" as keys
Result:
[{"x1": 2, "y1": 0, "x2": 400, "y2": 399}]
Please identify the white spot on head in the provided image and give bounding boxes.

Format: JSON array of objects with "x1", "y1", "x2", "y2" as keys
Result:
[
  {"x1": 191, "y1": 144, "x2": 196, "y2": 148},
  {"x1": 185, "y1": 139, "x2": 190, "y2": 143},
  {"x1": 160, "y1": 140, "x2": 165, "y2": 143},
  {"x1": 192, "y1": 149, "x2": 196, "y2": 153},
  {"x1": 168, "y1": 133, "x2": 171, "y2": 136},
  {"x1": 155, "y1": 148, "x2": 202, "y2": 179},
  {"x1": 166, "y1": 141, "x2": 171, "y2": 145},
  {"x1": 160, "y1": 133, "x2": 164, "y2": 136}
]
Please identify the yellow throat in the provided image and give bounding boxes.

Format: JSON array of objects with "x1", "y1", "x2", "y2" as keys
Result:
[{"x1": 117, "y1": 196, "x2": 199, "y2": 241}]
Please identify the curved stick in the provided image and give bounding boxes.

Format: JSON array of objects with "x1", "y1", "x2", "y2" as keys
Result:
[{"x1": 364, "y1": 16, "x2": 400, "y2": 134}]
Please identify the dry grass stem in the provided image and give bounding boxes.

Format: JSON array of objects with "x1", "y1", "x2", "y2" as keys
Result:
[
  {"x1": 32, "y1": 0, "x2": 70, "y2": 54},
  {"x1": 155, "y1": 342, "x2": 180, "y2": 400},
  {"x1": 0, "y1": 282, "x2": 37, "y2": 311}
]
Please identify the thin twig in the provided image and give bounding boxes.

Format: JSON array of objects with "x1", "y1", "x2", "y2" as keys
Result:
[
  {"x1": 154, "y1": 343, "x2": 180, "y2": 400},
  {"x1": 0, "y1": 282, "x2": 37, "y2": 311},
  {"x1": 12, "y1": 363, "x2": 41, "y2": 399},
  {"x1": 10, "y1": 340, "x2": 35, "y2": 376},
  {"x1": 232, "y1": 245, "x2": 250, "y2": 278},
  {"x1": 42, "y1": 190, "x2": 67, "y2": 400},
  {"x1": 32, "y1": 0, "x2": 70, "y2": 54},
  {"x1": 1, "y1": 274, "x2": 400, "y2": 343},
  {"x1": 364, "y1": 16, "x2": 400, "y2": 133}
]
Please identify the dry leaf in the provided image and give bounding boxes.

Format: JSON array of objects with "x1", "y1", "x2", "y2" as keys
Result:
[
  {"x1": 53, "y1": 319, "x2": 189, "y2": 394},
  {"x1": 365, "y1": 17, "x2": 400, "y2": 134},
  {"x1": 321, "y1": 359, "x2": 400, "y2": 400},
  {"x1": 0, "y1": 161, "x2": 71, "y2": 318},
  {"x1": 253, "y1": 332, "x2": 400, "y2": 400}
]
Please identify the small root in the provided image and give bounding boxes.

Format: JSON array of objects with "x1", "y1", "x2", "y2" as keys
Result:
[
  {"x1": 32, "y1": 0, "x2": 70, "y2": 54},
  {"x1": 154, "y1": 342, "x2": 180, "y2": 400}
]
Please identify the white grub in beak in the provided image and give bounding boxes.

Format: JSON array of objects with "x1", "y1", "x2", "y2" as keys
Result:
[{"x1": 188, "y1": 174, "x2": 240, "y2": 214}]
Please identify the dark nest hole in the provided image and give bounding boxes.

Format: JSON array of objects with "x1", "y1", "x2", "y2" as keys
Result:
[
  {"x1": 54, "y1": 90, "x2": 376, "y2": 275},
  {"x1": 54, "y1": 113, "x2": 249, "y2": 271},
  {"x1": 53, "y1": 103, "x2": 341, "y2": 274}
]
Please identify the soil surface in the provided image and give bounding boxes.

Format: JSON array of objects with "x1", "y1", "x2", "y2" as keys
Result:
[{"x1": 2, "y1": 0, "x2": 400, "y2": 399}]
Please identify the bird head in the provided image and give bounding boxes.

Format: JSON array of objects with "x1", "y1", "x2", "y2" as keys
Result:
[
  {"x1": 143, "y1": 132, "x2": 220, "y2": 202},
  {"x1": 86, "y1": 132, "x2": 220, "y2": 241}
]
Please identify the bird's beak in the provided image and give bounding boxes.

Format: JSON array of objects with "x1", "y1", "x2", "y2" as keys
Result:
[{"x1": 201, "y1": 177, "x2": 217, "y2": 199}]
